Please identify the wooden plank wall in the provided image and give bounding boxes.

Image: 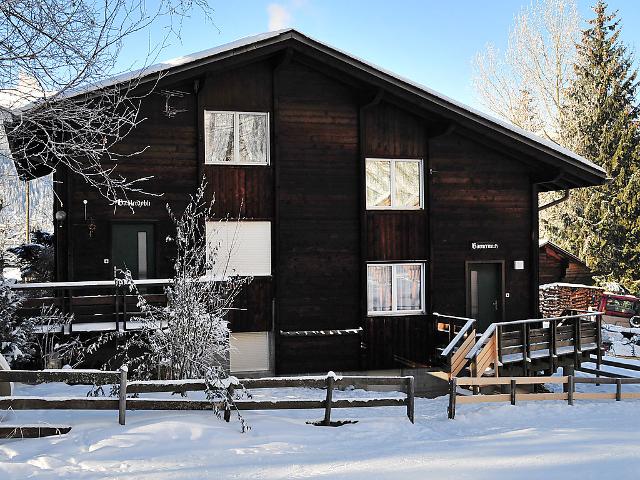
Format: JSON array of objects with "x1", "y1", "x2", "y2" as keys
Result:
[
  {"x1": 363, "y1": 101, "x2": 431, "y2": 367},
  {"x1": 54, "y1": 51, "x2": 542, "y2": 374},
  {"x1": 275, "y1": 60, "x2": 361, "y2": 373},
  {"x1": 59, "y1": 78, "x2": 199, "y2": 282},
  {"x1": 430, "y1": 131, "x2": 533, "y2": 322}
]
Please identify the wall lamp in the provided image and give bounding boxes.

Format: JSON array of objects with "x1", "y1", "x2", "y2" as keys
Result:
[{"x1": 55, "y1": 210, "x2": 67, "y2": 228}]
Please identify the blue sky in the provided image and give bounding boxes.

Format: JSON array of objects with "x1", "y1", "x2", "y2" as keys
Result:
[{"x1": 117, "y1": 1, "x2": 640, "y2": 112}]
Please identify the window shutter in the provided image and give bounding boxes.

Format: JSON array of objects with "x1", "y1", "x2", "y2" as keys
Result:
[
  {"x1": 207, "y1": 221, "x2": 271, "y2": 276},
  {"x1": 230, "y1": 332, "x2": 271, "y2": 373}
]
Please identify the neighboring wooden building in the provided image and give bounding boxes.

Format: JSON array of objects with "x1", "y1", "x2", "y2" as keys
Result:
[
  {"x1": 14, "y1": 30, "x2": 608, "y2": 374},
  {"x1": 539, "y1": 240, "x2": 593, "y2": 286}
]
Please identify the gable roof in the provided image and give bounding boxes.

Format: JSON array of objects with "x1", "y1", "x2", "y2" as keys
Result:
[
  {"x1": 539, "y1": 239, "x2": 588, "y2": 267},
  {"x1": 16, "y1": 29, "x2": 608, "y2": 189}
]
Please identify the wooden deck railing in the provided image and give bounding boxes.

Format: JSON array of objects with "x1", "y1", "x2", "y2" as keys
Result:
[
  {"x1": 463, "y1": 312, "x2": 603, "y2": 378},
  {"x1": 0, "y1": 369, "x2": 415, "y2": 425},
  {"x1": 10, "y1": 279, "x2": 172, "y2": 333},
  {"x1": 448, "y1": 374, "x2": 640, "y2": 419},
  {"x1": 436, "y1": 313, "x2": 476, "y2": 379}
]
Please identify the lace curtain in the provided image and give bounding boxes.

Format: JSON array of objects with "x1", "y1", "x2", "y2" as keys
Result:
[
  {"x1": 396, "y1": 264, "x2": 422, "y2": 311},
  {"x1": 239, "y1": 114, "x2": 267, "y2": 163},
  {"x1": 367, "y1": 265, "x2": 392, "y2": 312},
  {"x1": 204, "y1": 112, "x2": 234, "y2": 163}
]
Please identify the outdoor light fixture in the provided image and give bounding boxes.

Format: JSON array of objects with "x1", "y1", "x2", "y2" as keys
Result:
[{"x1": 55, "y1": 210, "x2": 66, "y2": 227}]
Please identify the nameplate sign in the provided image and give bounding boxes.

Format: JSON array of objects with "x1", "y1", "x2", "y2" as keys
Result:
[
  {"x1": 471, "y1": 242, "x2": 499, "y2": 250},
  {"x1": 114, "y1": 199, "x2": 151, "y2": 208}
]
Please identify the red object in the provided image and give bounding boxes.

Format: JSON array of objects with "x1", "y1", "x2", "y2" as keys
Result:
[{"x1": 598, "y1": 293, "x2": 640, "y2": 319}]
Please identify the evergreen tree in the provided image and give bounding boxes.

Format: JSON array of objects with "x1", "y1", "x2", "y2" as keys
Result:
[{"x1": 544, "y1": 1, "x2": 640, "y2": 290}]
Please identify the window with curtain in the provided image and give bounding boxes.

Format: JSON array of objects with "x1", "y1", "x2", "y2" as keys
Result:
[
  {"x1": 204, "y1": 111, "x2": 269, "y2": 164},
  {"x1": 365, "y1": 158, "x2": 423, "y2": 209},
  {"x1": 367, "y1": 263, "x2": 424, "y2": 315}
]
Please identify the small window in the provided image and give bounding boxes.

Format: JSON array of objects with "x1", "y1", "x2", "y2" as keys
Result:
[
  {"x1": 367, "y1": 263, "x2": 425, "y2": 315},
  {"x1": 204, "y1": 111, "x2": 269, "y2": 165},
  {"x1": 366, "y1": 158, "x2": 423, "y2": 209}
]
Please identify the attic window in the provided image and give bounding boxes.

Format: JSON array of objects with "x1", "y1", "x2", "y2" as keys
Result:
[{"x1": 204, "y1": 111, "x2": 269, "y2": 165}]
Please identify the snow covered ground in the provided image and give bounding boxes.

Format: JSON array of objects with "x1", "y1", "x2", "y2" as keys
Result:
[
  {"x1": 2, "y1": 368, "x2": 640, "y2": 479},
  {"x1": 603, "y1": 323, "x2": 640, "y2": 357}
]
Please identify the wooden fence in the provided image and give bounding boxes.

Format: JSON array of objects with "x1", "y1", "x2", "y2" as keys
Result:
[
  {"x1": 0, "y1": 369, "x2": 415, "y2": 426},
  {"x1": 447, "y1": 375, "x2": 640, "y2": 419}
]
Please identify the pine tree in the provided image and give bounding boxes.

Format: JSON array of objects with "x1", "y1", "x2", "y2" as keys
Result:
[{"x1": 544, "y1": 1, "x2": 640, "y2": 290}]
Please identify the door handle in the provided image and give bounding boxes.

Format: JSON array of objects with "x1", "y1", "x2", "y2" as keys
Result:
[{"x1": 493, "y1": 299, "x2": 498, "y2": 311}]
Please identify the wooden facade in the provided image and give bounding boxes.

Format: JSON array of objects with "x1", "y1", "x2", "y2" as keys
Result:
[
  {"x1": 18, "y1": 30, "x2": 607, "y2": 374},
  {"x1": 539, "y1": 240, "x2": 593, "y2": 286}
]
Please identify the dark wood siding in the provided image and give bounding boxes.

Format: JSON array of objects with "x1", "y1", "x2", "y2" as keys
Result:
[
  {"x1": 539, "y1": 247, "x2": 567, "y2": 285},
  {"x1": 275, "y1": 60, "x2": 360, "y2": 374},
  {"x1": 362, "y1": 101, "x2": 430, "y2": 368},
  {"x1": 430, "y1": 131, "x2": 533, "y2": 323},
  {"x1": 199, "y1": 60, "x2": 274, "y2": 220},
  {"x1": 61, "y1": 79, "x2": 199, "y2": 282},
  {"x1": 539, "y1": 244, "x2": 593, "y2": 285}
]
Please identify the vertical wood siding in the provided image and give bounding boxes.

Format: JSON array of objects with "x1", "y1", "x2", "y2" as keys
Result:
[
  {"x1": 275, "y1": 60, "x2": 361, "y2": 373},
  {"x1": 430, "y1": 131, "x2": 533, "y2": 322}
]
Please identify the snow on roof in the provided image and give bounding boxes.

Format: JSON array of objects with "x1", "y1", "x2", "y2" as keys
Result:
[{"x1": 24, "y1": 28, "x2": 607, "y2": 179}]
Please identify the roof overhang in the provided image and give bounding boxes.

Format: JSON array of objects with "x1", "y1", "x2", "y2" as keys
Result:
[{"x1": 12, "y1": 29, "x2": 608, "y2": 189}]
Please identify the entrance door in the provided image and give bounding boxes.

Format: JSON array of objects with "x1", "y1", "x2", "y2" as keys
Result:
[
  {"x1": 111, "y1": 224, "x2": 155, "y2": 279},
  {"x1": 467, "y1": 262, "x2": 503, "y2": 331}
]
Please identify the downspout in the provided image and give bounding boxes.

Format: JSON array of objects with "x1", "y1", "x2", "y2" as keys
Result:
[{"x1": 538, "y1": 189, "x2": 570, "y2": 211}]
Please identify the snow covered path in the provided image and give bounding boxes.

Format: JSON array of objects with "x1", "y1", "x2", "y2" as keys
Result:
[{"x1": 2, "y1": 379, "x2": 640, "y2": 479}]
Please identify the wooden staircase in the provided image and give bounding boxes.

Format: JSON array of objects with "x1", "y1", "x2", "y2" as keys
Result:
[{"x1": 438, "y1": 311, "x2": 604, "y2": 380}]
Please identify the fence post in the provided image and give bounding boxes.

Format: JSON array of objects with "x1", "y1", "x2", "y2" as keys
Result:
[
  {"x1": 521, "y1": 324, "x2": 529, "y2": 377},
  {"x1": 494, "y1": 327, "x2": 500, "y2": 378},
  {"x1": 616, "y1": 378, "x2": 622, "y2": 401},
  {"x1": 510, "y1": 379, "x2": 517, "y2": 405},
  {"x1": 550, "y1": 320, "x2": 558, "y2": 373},
  {"x1": 406, "y1": 376, "x2": 415, "y2": 424},
  {"x1": 447, "y1": 378, "x2": 457, "y2": 419},
  {"x1": 119, "y1": 366, "x2": 128, "y2": 425},
  {"x1": 471, "y1": 361, "x2": 479, "y2": 395},
  {"x1": 323, "y1": 373, "x2": 335, "y2": 426},
  {"x1": 567, "y1": 375, "x2": 574, "y2": 406},
  {"x1": 224, "y1": 384, "x2": 235, "y2": 422},
  {"x1": 596, "y1": 314, "x2": 603, "y2": 370}
]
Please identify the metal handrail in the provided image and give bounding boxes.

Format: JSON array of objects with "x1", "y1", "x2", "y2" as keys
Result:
[{"x1": 465, "y1": 311, "x2": 602, "y2": 361}]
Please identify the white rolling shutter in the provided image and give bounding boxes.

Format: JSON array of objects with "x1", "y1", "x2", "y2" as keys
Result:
[
  {"x1": 206, "y1": 221, "x2": 271, "y2": 276},
  {"x1": 230, "y1": 332, "x2": 271, "y2": 373}
]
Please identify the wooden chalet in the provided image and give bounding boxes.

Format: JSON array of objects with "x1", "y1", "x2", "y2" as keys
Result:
[
  {"x1": 539, "y1": 240, "x2": 593, "y2": 286},
  {"x1": 13, "y1": 29, "x2": 608, "y2": 375}
]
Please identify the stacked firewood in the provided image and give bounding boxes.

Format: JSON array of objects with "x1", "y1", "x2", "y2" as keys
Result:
[{"x1": 539, "y1": 283, "x2": 604, "y2": 318}]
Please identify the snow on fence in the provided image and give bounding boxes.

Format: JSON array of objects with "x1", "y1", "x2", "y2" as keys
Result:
[
  {"x1": 447, "y1": 375, "x2": 640, "y2": 419},
  {"x1": 0, "y1": 369, "x2": 415, "y2": 426}
]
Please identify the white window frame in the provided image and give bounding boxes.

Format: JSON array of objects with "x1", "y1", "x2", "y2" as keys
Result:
[
  {"x1": 367, "y1": 262, "x2": 426, "y2": 316},
  {"x1": 204, "y1": 110, "x2": 270, "y2": 165},
  {"x1": 365, "y1": 158, "x2": 424, "y2": 210}
]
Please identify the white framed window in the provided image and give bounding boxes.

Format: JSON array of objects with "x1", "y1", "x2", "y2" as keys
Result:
[
  {"x1": 206, "y1": 221, "x2": 271, "y2": 277},
  {"x1": 365, "y1": 158, "x2": 423, "y2": 209},
  {"x1": 204, "y1": 111, "x2": 269, "y2": 165},
  {"x1": 367, "y1": 263, "x2": 425, "y2": 315}
]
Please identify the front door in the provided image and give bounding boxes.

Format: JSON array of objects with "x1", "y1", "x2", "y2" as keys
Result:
[
  {"x1": 111, "y1": 224, "x2": 155, "y2": 279},
  {"x1": 467, "y1": 262, "x2": 503, "y2": 331}
]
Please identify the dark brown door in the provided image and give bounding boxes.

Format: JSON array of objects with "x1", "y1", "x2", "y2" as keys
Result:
[{"x1": 467, "y1": 262, "x2": 503, "y2": 331}]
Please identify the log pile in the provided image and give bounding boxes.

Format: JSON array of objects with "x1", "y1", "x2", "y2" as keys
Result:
[{"x1": 539, "y1": 283, "x2": 604, "y2": 318}]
